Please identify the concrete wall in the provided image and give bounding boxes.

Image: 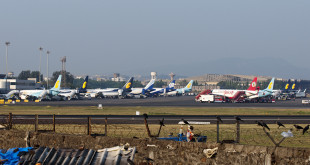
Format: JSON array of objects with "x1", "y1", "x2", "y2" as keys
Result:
[{"x1": 1, "y1": 130, "x2": 310, "y2": 165}]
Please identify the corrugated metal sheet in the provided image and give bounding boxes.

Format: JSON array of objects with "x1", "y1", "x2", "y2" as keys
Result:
[{"x1": 18, "y1": 146, "x2": 136, "y2": 165}]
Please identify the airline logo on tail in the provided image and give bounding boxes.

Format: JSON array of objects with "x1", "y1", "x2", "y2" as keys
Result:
[
  {"x1": 285, "y1": 84, "x2": 289, "y2": 90},
  {"x1": 55, "y1": 81, "x2": 60, "y2": 89},
  {"x1": 185, "y1": 80, "x2": 194, "y2": 89},
  {"x1": 79, "y1": 76, "x2": 88, "y2": 93},
  {"x1": 122, "y1": 77, "x2": 134, "y2": 90},
  {"x1": 268, "y1": 82, "x2": 273, "y2": 90},
  {"x1": 292, "y1": 83, "x2": 296, "y2": 90},
  {"x1": 51, "y1": 75, "x2": 62, "y2": 91},
  {"x1": 126, "y1": 82, "x2": 132, "y2": 89},
  {"x1": 168, "y1": 80, "x2": 175, "y2": 88},
  {"x1": 187, "y1": 83, "x2": 192, "y2": 88},
  {"x1": 247, "y1": 77, "x2": 257, "y2": 91},
  {"x1": 83, "y1": 82, "x2": 87, "y2": 89},
  {"x1": 266, "y1": 78, "x2": 275, "y2": 91}
]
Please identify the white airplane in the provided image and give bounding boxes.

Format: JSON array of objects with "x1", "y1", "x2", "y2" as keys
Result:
[
  {"x1": 0, "y1": 90, "x2": 20, "y2": 100},
  {"x1": 149, "y1": 80, "x2": 176, "y2": 97},
  {"x1": 58, "y1": 76, "x2": 89, "y2": 100},
  {"x1": 211, "y1": 77, "x2": 258, "y2": 101},
  {"x1": 87, "y1": 77, "x2": 134, "y2": 99},
  {"x1": 295, "y1": 89, "x2": 307, "y2": 98},
  {"x1": 166, "y1": 80, "x2": 194, "y2": 96},
  {"x1": 129, "y1": 79, "x2": 156, "y2": 97},
  {"x1": 19, "y1": 75, "x2": 62, "y2": 101},
  {"x1": 248, "y1": 78, "x2": 275, "y2": 99}
]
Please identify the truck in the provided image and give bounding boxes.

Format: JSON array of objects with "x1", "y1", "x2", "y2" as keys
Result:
[{"x1": 198, "y1": 94, "x2": 214, "y2": 103}]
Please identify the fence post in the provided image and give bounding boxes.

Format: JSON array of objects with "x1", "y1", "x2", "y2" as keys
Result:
[
  {"x1": 156, "y1": 118, "x2": 164, "y2": 137},
  {"x1": 236, "y1": 120, "x2": 240, "y2": 143},
  {"x1": 35, "y1": 114, "x2": 38, "y2": 132},
  {"x1": 8, "y1": 113, "x2": 12, "y2": 130},
  {"x1": 144, "y1": 117, "x2": 152, "y2": 138},
  {"x1": 87, "y1": 116, "x2": 91, "y2": 135},
  {"x1": 262, "y1": 127, "x2": 278, "y2": 146},
  {"x1": 105, "y1": 116, "x2": 108, "y2": 136},
  {"x1": 53, "y1": 114, "x2": 55, "y2": 132},
  {"x1": 216, "y1": 120, "x2": 220, "y2": 143}
]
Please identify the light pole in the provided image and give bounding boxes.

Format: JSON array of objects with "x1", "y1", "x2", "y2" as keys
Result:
[
  {"x1": 39, "y1": 47, "x2": 43, "y2": 83},
  {"x1": 46, "y1": 50, "x2": 50, "y2": 89},
  {"x1": 5, "y1": 42, "x2": 10, "y2": 92}
]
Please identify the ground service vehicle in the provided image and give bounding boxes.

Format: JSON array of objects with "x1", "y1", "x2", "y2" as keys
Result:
[{"x1": 198, "y1": 95, "x2": 214, "y2": 103}]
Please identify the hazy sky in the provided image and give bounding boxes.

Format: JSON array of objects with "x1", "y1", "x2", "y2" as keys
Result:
[{"x1": 0, "y1": 1, "x2": 309, "y2": 79}]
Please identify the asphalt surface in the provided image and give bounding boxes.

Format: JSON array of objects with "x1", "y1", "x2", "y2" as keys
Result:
[
  {"x1": 9, "y1": 96, "x2": 310, "y2": 108},
  {"x1": 2, "y1": 97, "x2": 310, "y2": 125},
  {"x1": 1, "y1": 114, "x2": 309, "y2": 124}
]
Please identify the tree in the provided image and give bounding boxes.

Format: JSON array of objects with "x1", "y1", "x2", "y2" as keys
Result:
[
  {"x1": 18, "y1": 70, "x2": 31, "y2": 80},
  {"x1": 30, "y1": 71, "x2": 43, "y2": 82},
  {"x1": 17, "y1": 70, "x2": 43, "y2": 82},
  {"x1": 154, "y1": 79, "x2": 167, "y2": 88}
]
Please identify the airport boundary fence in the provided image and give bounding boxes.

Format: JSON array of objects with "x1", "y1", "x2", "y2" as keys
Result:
[{"x1": 0, "y1": 113, "x2": 309, "y2": 148}]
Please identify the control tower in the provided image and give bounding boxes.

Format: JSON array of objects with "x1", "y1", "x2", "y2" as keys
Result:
[
  {"x1": 169, "y1": 72, "x2": 175, "y2": 80},
  {"x1": 151, "y1": 72, "x2": 157, "y2": 79}
]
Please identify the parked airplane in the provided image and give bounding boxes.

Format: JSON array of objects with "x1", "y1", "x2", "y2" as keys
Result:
[
  {"x1": 58, "y1": 76, "x2": 89, "y2": 100},
  {"x1": 88, "y1": 77, "x2": 134, "y2": 99},
  {"x1": 0, "y1": 90, "x2": 20, "y2": 100},
  {"x1": 166, "y1": 80, "x2": 194, "y2": 96},
  {"x1": 248, "y1": 78, "x2": 275, "y2": 99},
  {"x1": 295, "y1": 89, "x2": 307, "y2": 98},
  {"x1": 19, "y1": 75, "x2": 62, "y2": 101},
  {"x1": 211, "y1": 77, "x2": 258, "y2": 102},
  {"x1": 129, "y1": 78, "x2": 156, "y2": 97},
  {"x1": 149, "y1": 80, "x2": 176, "y2": 97},
  {"x1": 279, "y1": 79, "x2": 300, "y2": 99}
]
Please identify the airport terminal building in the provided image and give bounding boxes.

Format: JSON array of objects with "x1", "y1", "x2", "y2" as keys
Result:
[{"x1": 0, "y1": 74, "x2": 41, "y2": 94}]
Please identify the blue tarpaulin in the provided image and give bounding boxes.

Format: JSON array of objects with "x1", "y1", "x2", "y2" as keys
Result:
[
  {"x1": 158, "y1": 133, "x2": 207, "y2": 142},
  {"x1": 0, "y1": 147, "x2": 32, "y2": 165}
]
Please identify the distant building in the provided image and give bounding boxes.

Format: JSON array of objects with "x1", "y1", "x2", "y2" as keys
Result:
[
  {"x1": 0, "y1": 78, "x2": 41, "y2": 94},
  {"x1": 111, "y1": 77, "x2": 125, "y2": 82},
  {"x1": 111, "y1": 73, "x2": 125, "y2": 81}
]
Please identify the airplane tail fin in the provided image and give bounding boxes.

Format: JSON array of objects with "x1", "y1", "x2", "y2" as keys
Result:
[
  {"x1": 122, "y1": 77, "x2": 134, "y2": 91},
  {"x1": 247, "y1": 77, "x2": 257, "y2": 91},
  {"x1": 265, "y1": 78, "x2": 275, "y2": 91},
  {"x1": 78, "y1": 76, "x2": 88, "y2": 93},
  {"x1": 291, "y1": 80, "x2": 297, "y2": 90},
  {"x1": 51, "y1": 75, "x2": 62, "y2": 91},
  {"x1": 283, "y1": 79, "x2": 291, "y2": 91},
  {"x1": 167, "y1": 80, "x2": 175, "y2": 89},
  {"x1": 144, "y1": 79, "x2": 155, "y2": 91},
  {"x1": 184, "y1": 80, "x2": 194, "y2": 90}
]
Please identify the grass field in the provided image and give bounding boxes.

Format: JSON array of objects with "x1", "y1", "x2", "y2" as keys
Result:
[
  {"x1": 1, "y1": 105, "x2": 310, "y2": 148},
  {"x1": 7, "y1": 123, "x2": 310, "y2": 148},
  {"x1": 1, "y1": 105, "x2": 310, "y2": 115}
]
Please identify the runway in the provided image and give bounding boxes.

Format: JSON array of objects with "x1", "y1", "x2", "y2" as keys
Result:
[{"x1": 12, "y1": 96, "x2": 310, "y2": 108}]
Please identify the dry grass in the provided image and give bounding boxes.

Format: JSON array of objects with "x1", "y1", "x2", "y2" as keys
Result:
[
  {"x1": 1, "y1": 105, "x2": 310, "y2": 115},
  {"x1": 10, "y1": 123, "x2": 310, "y2": 148},
  {"x1": 2, "y1": 105, "x2": 310, "y2": 148}
]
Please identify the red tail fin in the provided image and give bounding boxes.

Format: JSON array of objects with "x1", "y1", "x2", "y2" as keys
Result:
[{"x1": 247, "y1": 77, "x2": 257, "y2": 91}]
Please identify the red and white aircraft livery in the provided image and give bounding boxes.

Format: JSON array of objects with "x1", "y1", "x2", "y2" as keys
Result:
[{"x1": 211, "y1": 77, "x2": 258, "y2": 101}]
